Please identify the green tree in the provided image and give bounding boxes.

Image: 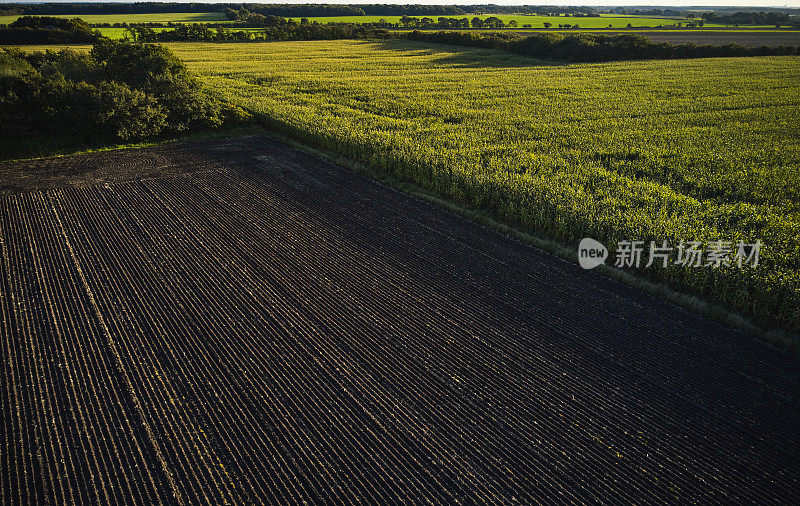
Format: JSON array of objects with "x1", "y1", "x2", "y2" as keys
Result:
[{"x1": 223, "y1": 8, "x2": 238, "y2": 21}]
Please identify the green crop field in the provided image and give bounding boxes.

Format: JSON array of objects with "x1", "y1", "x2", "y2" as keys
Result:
[
  {"x1": 164, "y1": 40, "x2": 799, "y2": 329},
  {"x1": 95, "y1": 27, "x2": 128, "y2": 39},
  {"x1": 95, "y1": 26, "x2": 183, "y2": 39},
  {"x1": 0, "y1": 12, "x2": 228, "y2": 25}
]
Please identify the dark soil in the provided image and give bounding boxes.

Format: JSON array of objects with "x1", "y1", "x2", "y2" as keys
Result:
[{"x1": 1, "y1": 136, "x2": 798, "y2": 504}]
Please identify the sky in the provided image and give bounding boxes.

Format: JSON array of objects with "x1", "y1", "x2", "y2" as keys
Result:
[{"x1": 1, "y1": 1, "x2": 798, "y2": 9}]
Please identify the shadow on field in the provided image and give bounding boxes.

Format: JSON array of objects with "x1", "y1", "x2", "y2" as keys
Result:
[{"x1": 363, "y1": 39, "x2": 563, "y2": 69}]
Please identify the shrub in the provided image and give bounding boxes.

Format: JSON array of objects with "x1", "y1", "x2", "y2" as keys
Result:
[{"x1": 0, "y1": 41, "x2": 245, "y2": 152}]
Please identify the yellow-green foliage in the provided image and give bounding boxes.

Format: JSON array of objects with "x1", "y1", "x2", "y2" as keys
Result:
[{"x1": 170, "y1": 40, "x2": 800, "y2": 330}]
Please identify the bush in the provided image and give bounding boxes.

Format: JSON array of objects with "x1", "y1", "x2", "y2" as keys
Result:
[
  {"x1": 0, "y1": 41, "x2": 246, "y2": 152},
  {"x1": 81, "y1": 81, "x2": 166, "y2": 139}
]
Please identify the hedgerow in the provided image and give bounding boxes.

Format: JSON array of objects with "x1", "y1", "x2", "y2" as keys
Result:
[{"x1": 400, "y1": 31, "x2": 799, "y2": 62}]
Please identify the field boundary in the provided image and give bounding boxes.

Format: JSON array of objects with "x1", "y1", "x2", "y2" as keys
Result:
[
  {"x1": 249, "y1": 129, "x2": 799, "y2": 353},
  {"x1": 0, "y1": 125, "x2": 265, "y2": 163}
]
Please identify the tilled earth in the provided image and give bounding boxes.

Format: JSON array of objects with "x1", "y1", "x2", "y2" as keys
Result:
[{"x1": 1, "y1": 136, "x2": 798, "y2": 504}]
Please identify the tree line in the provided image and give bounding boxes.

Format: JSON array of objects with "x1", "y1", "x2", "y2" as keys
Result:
[
  {"x1": 401, "y1": 31, "x2": 800, "y2": 62},
  {"x1": 0, "y1": 3, "x2": 220, "y2": 16},
  {"x1": 0, "y1": 3, "x2": 617, "y2": 18},
  {"x1": 0, "y1": 16, "x2": 100, "y2": 45},
  {"x1": 128, "y1": 22, "x2": 386, "y2": 43},
  {"x1": 222, "y1": 11, "x2": 602, "y2": 30},
  {"x1": 702, "y1": 11, "x2": 797, "y2": 27}
]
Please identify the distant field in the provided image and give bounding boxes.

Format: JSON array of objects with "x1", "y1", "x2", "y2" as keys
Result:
[
  {"x1": 0, "y1": 12, "x2": 227, "y2": 25},
  {"x1": 95, "y1": 26, "x2": 181, "y2": 39},
  {"x1": 96, "y1": 27, "x2": 128, "y2": 38},
  {"x1": 461, "y1": 29, "x2": 800, "y2": 47}
]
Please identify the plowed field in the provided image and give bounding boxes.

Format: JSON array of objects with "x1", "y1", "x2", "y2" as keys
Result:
[{"x1": 1, "y1": 136, "x2": 798, "y2": 504}]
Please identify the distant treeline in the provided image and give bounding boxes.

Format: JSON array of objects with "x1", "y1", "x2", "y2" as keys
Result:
[
  {"x1": 459, "y1": 6, "x2": 600, "y2": 16},
  {"x1": 3, "y1": 4, "x2": 799, "y2": 23},
  {"x1": 1, "y1": 3, "x2": 606, "y2": 18},
  {"x1": 608, "y1": 7, "x2": 800, "y2": 17},
  {"x1": 236, "y1": 4, "x2": 466, "y2": 17},
  {"x1": 702, "y1": 12, "x2": 794, "y2": 26},
  {"x1": 224, "y1": 11, "x2": 598, "y2": 29},
  {"x1": 129, "y1": 23, "x2": 386, "y2": 43},
  {"x1": 0, "y1": 3, "x2": 219, "y2": 16},
  {"x1": 401, "y1": 31, "x2": 800, "y2": 62},
  {"x1": 0, "y1": 16, "x2": 100, "y2": 44}
]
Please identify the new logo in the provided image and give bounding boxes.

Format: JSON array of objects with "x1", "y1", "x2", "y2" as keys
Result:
[{"x1": 578, "y1": 238, "x2": 608, "y2": 270}]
